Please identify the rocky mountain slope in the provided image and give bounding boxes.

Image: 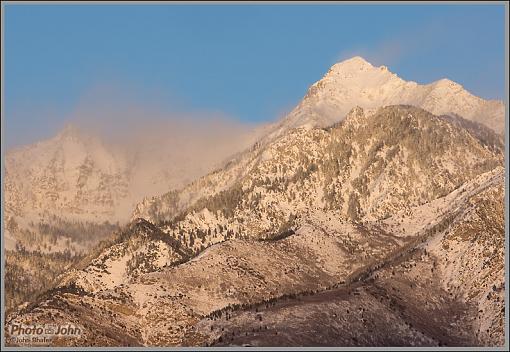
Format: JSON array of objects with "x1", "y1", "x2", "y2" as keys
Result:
[
  {"x1": 197, "y1": 167, "x2": 505, "y2": 347},
  {"x1": 5, "y1": 105, "x2": 505, "y2": 347},
  {"x1": 133, "y1": 105, "x2": 503, "y2": 228},
  {"x1": 5, "y1": 125, "x2": 129, "y2": 220}
]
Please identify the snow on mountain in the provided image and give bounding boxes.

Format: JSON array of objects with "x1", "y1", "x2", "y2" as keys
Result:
[
  {"x1": 6, "y1": 111, "x2": 505, "y2": 345},
  {"x1": 4, "y1": 121, "x2": 263, "y2": 252},
  {"x1": 6, "y1": 56, "x2": 504, "y2": 252},
  {"x1": 133, "y1": 105, "x2": 503, "y2": 227},
  {"x1": 5, "y1": 124, "x2": 130, "y2": 222},
  {"x1": 43, "y1": 105, "x2": 506, "y2": 278},
  {"x1": 268, "y1": 56, "x2": 504, "y2": 140},
  {"x1": 131, "y1": 57, "x2": 504, "y2": 225},
  {"x1": 4, "y1": 57, "x2": 506, "y2": 347}
]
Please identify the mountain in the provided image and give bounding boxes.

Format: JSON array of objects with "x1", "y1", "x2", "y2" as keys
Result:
[
  {"x1": 268, "y1": 57, "x2": 504, "y2": 140},
  {"x1": 3, "y1": 56, "x2": 506, "y2": 347},
  {"x1": 4, "y1": 122, "x2": 263, "y2": 251},
  {"x1": 3, "y1": 120, "x2": 262, "y2": 311},
  {"x1": 5, "y1": 105, "x2": 505, "y2": 347},
  {"x1": 198, "y1": 168, "x2": 504, "y2": 347},
  {"x1": 132, "y1": 57, "x2": 504, "y2": 223},
  {"x1": 133, "y1": 105, "x2": 503, "y2": 226},
  {"x1": 5, "y1": 125, "x2": 130, "y2": 222},
  {"x1": 4, "y1": 125, "x2": 130, "y2": 253},
  {"x1": 6, "y1": 56, "x2": 504, "y2": 253}
]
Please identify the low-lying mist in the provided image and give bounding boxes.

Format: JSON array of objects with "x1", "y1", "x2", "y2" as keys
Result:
[{"x1": 64, "y1": 95, "x2": 271, "y2": 220}]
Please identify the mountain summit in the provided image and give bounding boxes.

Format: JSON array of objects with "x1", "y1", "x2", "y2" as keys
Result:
[
  {"x1": 328, "y1": 55, "x2": 375, "y2": 72},
  {"x1": 270, "y1": 56, "x2": 504, "y2": 137}
]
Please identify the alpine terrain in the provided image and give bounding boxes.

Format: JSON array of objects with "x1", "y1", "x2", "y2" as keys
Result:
[{"x1": 3, "y1": 57, "x2": 506, "y2": 347}]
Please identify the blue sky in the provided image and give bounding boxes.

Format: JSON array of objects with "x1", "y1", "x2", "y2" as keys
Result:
[{"x1": 3, "y1": 4, "x2": 507, "y2": 148}]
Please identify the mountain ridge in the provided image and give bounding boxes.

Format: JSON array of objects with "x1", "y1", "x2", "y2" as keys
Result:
[{"x1": 269, "y1": 56, "x2": 504, "y2": 139}]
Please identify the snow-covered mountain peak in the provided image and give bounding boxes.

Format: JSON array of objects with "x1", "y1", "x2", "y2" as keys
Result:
[
  {"x1": 327, "y1": 56, "x2": 375, "y2": 74},
  {"x1": 270, "y1": 57, "x2": 505, "y2": 136},
  {"x1": 319, "y1": 56, "x2": 399, "y2": 89}
]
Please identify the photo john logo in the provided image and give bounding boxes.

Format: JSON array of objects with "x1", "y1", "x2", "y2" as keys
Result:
[{"x1": 8, "y1": 322, "x2": 82, "y2": 345}]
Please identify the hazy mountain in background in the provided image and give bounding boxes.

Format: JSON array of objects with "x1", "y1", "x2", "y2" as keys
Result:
[
  {"x1": 3, "y1": 117, "x2": 264, "y2": 310},
  {"x1": 4, "y1": 120, "x2": 264, "y2": 251}
]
